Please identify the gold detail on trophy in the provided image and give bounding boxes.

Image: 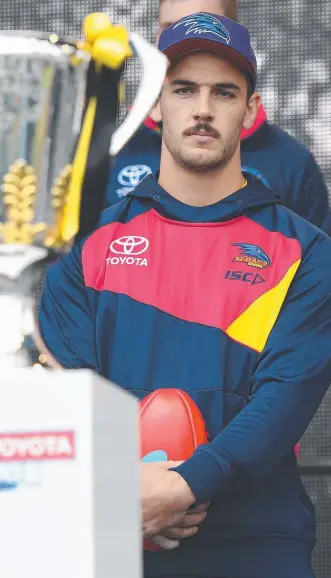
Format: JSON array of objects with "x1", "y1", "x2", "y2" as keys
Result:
[
  {"x1": 45, "y1": 164, "x2": 73, "y2": 249},
  {"x1": 0, "y1": 160, "x2": 47, "y2": 244}
]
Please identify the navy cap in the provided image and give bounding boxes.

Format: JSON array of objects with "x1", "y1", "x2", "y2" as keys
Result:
[{"x1": 158, "y1": 13, "x2": 257, "y2": 90}]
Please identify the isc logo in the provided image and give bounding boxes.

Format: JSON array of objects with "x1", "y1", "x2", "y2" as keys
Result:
[{"x1": 224, "y1": 270, "x2": 265, "y2": 285}]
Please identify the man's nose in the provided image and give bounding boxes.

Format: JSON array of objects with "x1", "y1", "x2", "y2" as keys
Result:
[{"x1": 192, "y1": 90, "x2": 214, "y2": 122}]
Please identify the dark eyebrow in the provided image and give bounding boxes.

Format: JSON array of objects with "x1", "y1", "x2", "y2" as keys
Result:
[{"x1": 170, "y1": 79, "x2": 241, "y2": 91}]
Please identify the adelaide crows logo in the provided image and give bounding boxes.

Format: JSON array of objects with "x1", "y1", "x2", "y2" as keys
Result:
[
  {"x1": 173, "y1": 13, "x2": 231, "y2": 44},
  {"x1": 232, "y1": 243, "x2": 271, "y2": 269}
]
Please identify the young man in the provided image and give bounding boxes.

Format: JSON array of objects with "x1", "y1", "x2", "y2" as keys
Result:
[
  {"x1": 39, "y1": 13, "x2": 331, "y2": 578},
  {"x1": 107, "y1": 0, "x2": 331, "y2": 235}
]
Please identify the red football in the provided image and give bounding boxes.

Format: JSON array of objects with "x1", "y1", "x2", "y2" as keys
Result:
[
  {"x1": 139, "y1": 389, "x2": 208, "y2": 552},
  {"x1": 140, "y1": 388, "x2": 208, "y2": 462}
]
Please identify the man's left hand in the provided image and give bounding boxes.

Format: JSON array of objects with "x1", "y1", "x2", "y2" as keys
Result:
[{"x1": 141, "y1": 460, "x2": 196, "y2": 538}]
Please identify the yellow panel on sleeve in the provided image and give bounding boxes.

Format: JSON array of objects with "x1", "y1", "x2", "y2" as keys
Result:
[{"x1": 226, "y1": 259, "x2": 301, "y2": 352}]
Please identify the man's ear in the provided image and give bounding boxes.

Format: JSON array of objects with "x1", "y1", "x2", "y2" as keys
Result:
[
  {"x1": 149, "y1": 99, "x2": 162, "y2": 123},
  {"x1": 242, "y1": 92, "x2": 261, "y2": 130}
]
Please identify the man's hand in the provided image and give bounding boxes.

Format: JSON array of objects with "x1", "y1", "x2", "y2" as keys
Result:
[
  {"x1": 141, "y1": 460, "x2": 196, "y2": 538},
  {"x1": 156, "y1": 502, "x2": 209, "y2": 541}
]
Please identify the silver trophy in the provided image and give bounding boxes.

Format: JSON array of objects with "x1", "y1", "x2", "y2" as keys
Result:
[{"x1": 0, "y1": 19, "x2": 168, "y2": 370}]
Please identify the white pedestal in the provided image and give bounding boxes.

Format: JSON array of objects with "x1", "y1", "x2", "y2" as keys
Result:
[{"x1": 0, "y1": 369, "x2": 141, "y2": 578}]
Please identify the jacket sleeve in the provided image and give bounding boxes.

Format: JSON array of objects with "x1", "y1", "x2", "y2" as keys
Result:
[
  {"x1": 174, "y1": 233, "x2": 331, "y2": 504},
  {"x1": 38, "y1": 241, "x2": 97, "y2": 370},
  {"x1": 294, "y1": 151, "x2": 331, "y2": 235}
]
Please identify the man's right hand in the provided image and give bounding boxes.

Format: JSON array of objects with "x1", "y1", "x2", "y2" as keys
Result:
[{"x1": 154, "y1": 502, "x2": 209, "y2": 544}]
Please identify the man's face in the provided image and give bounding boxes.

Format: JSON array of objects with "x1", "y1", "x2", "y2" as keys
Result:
[
  {"x1": 158, "y1": 52, "x2": 258, "y2": 173},
  {"x1": 159, "y1": 0, "x2": 226, "y2": 34}
]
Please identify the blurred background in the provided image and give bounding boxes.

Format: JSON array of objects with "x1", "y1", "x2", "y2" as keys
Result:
[{"x1": 1, "y1": 0, "x2": 331, "y2": 576}]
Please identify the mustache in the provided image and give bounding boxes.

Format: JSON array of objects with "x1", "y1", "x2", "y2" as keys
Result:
[{"x1": 183, "y1": 122, "x2": 220, "y2": 139}]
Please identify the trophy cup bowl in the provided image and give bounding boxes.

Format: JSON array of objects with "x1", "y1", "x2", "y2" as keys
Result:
[{"x1": 0, "y1": 23, "x2": 168, "y2": 370}]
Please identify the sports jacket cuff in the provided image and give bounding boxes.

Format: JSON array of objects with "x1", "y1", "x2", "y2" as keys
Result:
[{"x1": 171, "y1": 446, "x2": 230, "y2": 504}]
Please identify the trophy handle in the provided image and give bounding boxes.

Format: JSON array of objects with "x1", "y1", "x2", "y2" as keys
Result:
[{"x1": 109, "y1": 33, "x2": 168, "y2": 157}]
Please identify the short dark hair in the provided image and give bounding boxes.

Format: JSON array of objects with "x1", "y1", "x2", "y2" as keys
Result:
[{"x1": 246, "y1": 75, "x2": 254, "y2": 102}]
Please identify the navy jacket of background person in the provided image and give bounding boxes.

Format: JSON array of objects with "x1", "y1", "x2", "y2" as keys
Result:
[
  {"x1": 107, "y1": 106, "x2": 331, "y2": 235},
  {"x1": 40, "y1": 171, "x2": 331, "y2": 578}
]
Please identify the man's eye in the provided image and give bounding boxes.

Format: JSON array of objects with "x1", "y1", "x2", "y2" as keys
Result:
[
  {"x1": 216, "y1": 90, "x2": 235, "y2": 98},
  {"x1": 174, "y1": 88, "x2": 193, "y2": 95}
]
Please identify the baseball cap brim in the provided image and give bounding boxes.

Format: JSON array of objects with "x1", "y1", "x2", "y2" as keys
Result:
[{"x1": 163, "y1": 38, "x2": 256, "y2": 88}]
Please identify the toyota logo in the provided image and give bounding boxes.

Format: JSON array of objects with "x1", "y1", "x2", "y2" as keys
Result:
[
  {"x1": 118, "y1": 165, "x2": 152, "y2": 187},
  {"x1": 110, "y1": 236, "x2": 149, "y2": 256}
]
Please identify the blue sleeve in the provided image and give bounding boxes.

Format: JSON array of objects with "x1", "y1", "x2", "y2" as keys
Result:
[
  {"x1": 175, "y1": 234, "x2": 331, "y2": 503},
  {"x1": 294, "y1": 152, "x2": 331, "y2": 235},
  {"x1": 38, "y1": 241, "x2": 97, "y2": 370}
]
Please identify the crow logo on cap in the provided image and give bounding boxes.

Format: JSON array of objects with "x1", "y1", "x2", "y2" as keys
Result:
[{"x1": 173, "y1": 13, "x2": 231, "y2": 44}]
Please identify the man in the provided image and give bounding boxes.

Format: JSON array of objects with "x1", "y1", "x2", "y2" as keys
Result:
[
  {"x1": 107, "y1": 0, "x2": 331, "y2": 235},
  {"x1": 39, "y1": 13, "x2": 331, "y2": 578}
]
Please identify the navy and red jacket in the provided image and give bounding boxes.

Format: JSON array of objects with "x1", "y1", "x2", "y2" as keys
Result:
[
  {"x1": 107, "y1": 106, "x2": 331, "y2": 235},
  {"x1": 39, "y1": 174, "x2": 331, "y2": 578}
]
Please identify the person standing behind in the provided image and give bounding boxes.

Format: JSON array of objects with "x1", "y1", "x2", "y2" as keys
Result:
[{"x1": 107, "y1": 0, "x2": 331, "y2": 235}]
